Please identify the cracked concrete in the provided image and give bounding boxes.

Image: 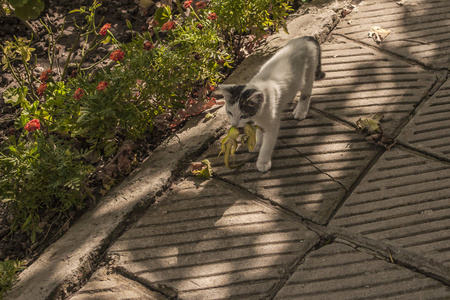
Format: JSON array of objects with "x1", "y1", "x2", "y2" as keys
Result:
[{"x1": 6, "y1": 0, "x2": 450, "y2": 299}]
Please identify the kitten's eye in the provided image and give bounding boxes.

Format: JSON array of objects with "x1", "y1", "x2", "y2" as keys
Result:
[
  {"x1": 227, "y1": 111, "x2": 233, "y2": 117},
  {"x1": 240, "y1": 114, "x2": 249, "y2": 119}
]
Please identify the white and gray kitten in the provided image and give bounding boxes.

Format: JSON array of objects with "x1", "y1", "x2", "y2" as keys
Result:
[{"x1": 219, "y1": 36, "x2": 325, "y2": 172}]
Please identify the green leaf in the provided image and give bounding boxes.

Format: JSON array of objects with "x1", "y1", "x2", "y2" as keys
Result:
[
  {"x1": 154, "y1": 5, "x2": 172, "y2": 27},
  {"x1": 8, "y1": 0, "x2": 29, "y2": 8},
  {"x1": 13, "y1": 0, "x2": 45, "y2": 20},
  {"x1": 3, "y1": 86, "x2": 28, "y2": 106},
  {"x1": 30, "y1": 230, "x2": 36, "y2": 243},
  {"x1": 46, "y1": 97, "x2": 65, "y2": 107},
  {"x1": 21, "y1": 214, "x2": 32, "y2": 231},
  {"x1": 68, "y1": 8, "x2": 83, "y2": 14},
  {"x1": 126, "y1": 19, "x2": 133, "y2": 31},
  {"x1": 101, "y1": 36, "x2": 111, "y2": 44}
]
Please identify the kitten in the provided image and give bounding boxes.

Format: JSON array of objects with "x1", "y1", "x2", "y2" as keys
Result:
[{"x1": 219, "y1": 36, "x2": 325, "y2": 172}]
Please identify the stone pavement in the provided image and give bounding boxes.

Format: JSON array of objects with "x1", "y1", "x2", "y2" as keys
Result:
[{"x1": 7, "y1": 0, "x2": 450, "y2": 299}]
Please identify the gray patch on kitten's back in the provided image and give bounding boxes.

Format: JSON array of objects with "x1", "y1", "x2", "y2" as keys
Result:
[{"x1": 301, "y1": 36, "x2": 326, "y2": 80}]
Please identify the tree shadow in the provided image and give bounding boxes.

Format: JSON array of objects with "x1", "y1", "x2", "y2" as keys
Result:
[{"x1": 109, "y1": 177, "x2": 318, "y2": 299}]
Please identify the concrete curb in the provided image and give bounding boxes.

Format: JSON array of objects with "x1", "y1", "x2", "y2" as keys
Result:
[{"x1": 6, "y1": 2, "x2": 344, "y2": 299}]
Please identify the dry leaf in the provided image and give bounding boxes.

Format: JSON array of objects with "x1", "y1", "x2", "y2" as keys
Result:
[
  {"x1": 191, "y1": 159, "x2": 213, "y2": 179},
  {"x1": 357, "y1": 113, "x2": 396, "y2": 149},
  {"x1": 356, "y1": 112, "x2": 384, "y2": 134},
  {"x1": 368, "y1": 26, "x2": 391, "y2": 43},
  {"x1": 218, "y1": 124, "x2": 262, "y2": 169}
]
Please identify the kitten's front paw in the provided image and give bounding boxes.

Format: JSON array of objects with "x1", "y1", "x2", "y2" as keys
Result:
[{"x1": 256, "y1": 159, "x2": 271, "y2": 173}]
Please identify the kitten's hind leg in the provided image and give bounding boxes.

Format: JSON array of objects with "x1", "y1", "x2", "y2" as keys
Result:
[
  {"x1": 293, "y1": 92, "x2": 311, "y2": 120},
  {"x1": 293, "y1": 67, "x2": 315, "y2": 120}
]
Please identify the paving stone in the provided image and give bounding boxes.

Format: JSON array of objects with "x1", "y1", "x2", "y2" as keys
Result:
[
  {"x1": 331, "y1": 147, "x2": 450, "y2": 267},
  {"x1": 71, "y1": 267, "x2": 167, "y2": 300},
  {"x1": 397, "y1": 78, "x2": 450, "y2": 160},
  {"x1": 109, "y1": 178, "x2": 319, "y2": 300},
  {"x1": 334, "y1": 0, "x2": 450, "y2": 69},
  {"x1": 311, "y1": 35, "x2": 437, "y2": 135},
  {"x1": 205, "y1": 110, "x2": 379, "y2": 224},
  {"x1": 274, "y1": 242, "x2": 450, "y2": 299}
]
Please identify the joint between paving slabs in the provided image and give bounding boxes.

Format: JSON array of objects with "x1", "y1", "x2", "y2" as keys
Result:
[
  {"x1": 113, "y1": 265, "x2": 178, "y2": 300},
  {"x1": 325, "y1": 146, "x2": 386, "y2": 224},
  {"x1": 280, "y1": 138, "x2": 349, "y2": 194},
  {"x1": 334, "y1": 33, "x2": 449, "y2": 73},
  {"x1": 395, "y1": 142, "x2": 450, "y2": 165},
  {"x1": 305, "y1": 222, "x2": 450, "y2": 287}
]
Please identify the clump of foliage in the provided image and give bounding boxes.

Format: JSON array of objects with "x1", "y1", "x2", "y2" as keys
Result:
[{"x1": 0, "y1": 259, "x2": 24, "y2": 298}]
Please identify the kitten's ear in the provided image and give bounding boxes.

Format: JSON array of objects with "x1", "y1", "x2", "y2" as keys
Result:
[
  {"x1": 248, "y1": 90, "x2": 264, "y2": 106},
  {"x1": 218, "y1": 84, "x2": 236, "y2": 101}
]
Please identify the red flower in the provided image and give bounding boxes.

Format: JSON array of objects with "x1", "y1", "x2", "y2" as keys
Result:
[
  {"x1": 110, "y1": 49, "x2": 125, "y2": 62},
  {"x1": 99, "y1": 23, "x2": 111, "y2": 36},
  {"x1": 37, "y1": 83, "x2": 47, "y2": 96},
  {"x1": 161, "y1": 21, "x2": 176, "y2": 31},
  {"x1": 207, "y1": 12, "x2": 217, "y2": 20},
  {"x1": 183, "y1": 0, "x2": 193, "y2": 8},
  {"x1": 74, "y1": 88, "x2": 84, "y2": 100},
  {"x1": 24, "y1": 119, "x2": 40, "y2": 132},
  {"x1": 97, "y1": 81, "x2": 108, "y2": 91},
  {"x1": 40, "y1": 68, "x2": 52, "y2": 82},
  {"x1": 196, "y1": 23, "x2": 204, "y2": 30},
  {"x1": 196, "y1": 1, "x2": 206, "y2": 9},
  {"x1": 206, "y1": 84, "x2": 215, "y2": 91},
  {"x1": 143, "y1": 41, "x2": 154, "y2": 50}
]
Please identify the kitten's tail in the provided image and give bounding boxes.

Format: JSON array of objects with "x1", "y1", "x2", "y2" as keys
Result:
[{"x1": 304, "y1": 36, "x2": 326, "y2": 80}]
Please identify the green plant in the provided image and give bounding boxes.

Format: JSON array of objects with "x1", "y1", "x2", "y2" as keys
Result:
[
  {"x1": 0, "y1": 259, "x2": 24, "y2": 298},
  {"x1": 210, "y1": 0, "x2": 293, "y2": 50},
  {"x1": 0, "y1": 130, "x2": 94, "y2": 242}
]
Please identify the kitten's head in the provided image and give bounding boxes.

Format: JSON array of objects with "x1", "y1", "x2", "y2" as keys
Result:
[{"x1": 219, "y1": 84, "x2": 264, "y2": 128}]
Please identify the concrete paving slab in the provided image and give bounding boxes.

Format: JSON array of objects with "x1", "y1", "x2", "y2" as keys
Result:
[
  {"x1": 331, "y1": 146, "x2": 450, "y2": 267},
  {"x1": 205, "y1": 110, "x2": 379, "y2": 224},
  {"x1": 334, "y1": 0, "x2": 450, "y2": 69},
  {"x1": 311, "y1": 35, "x2": 437, "y2": 135},
  {"x1": 70, "y1": 267, "x2": 168, "y2": 300},
  {"x1": 273, "y1": 242, "x2": 450, "y2": 299},
  {"x1": 108, "y1": 178, "x2": 320, "y2": 300},
  {"x1": 397, "y1": 78, "x2": 450, "y2": 161}
]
